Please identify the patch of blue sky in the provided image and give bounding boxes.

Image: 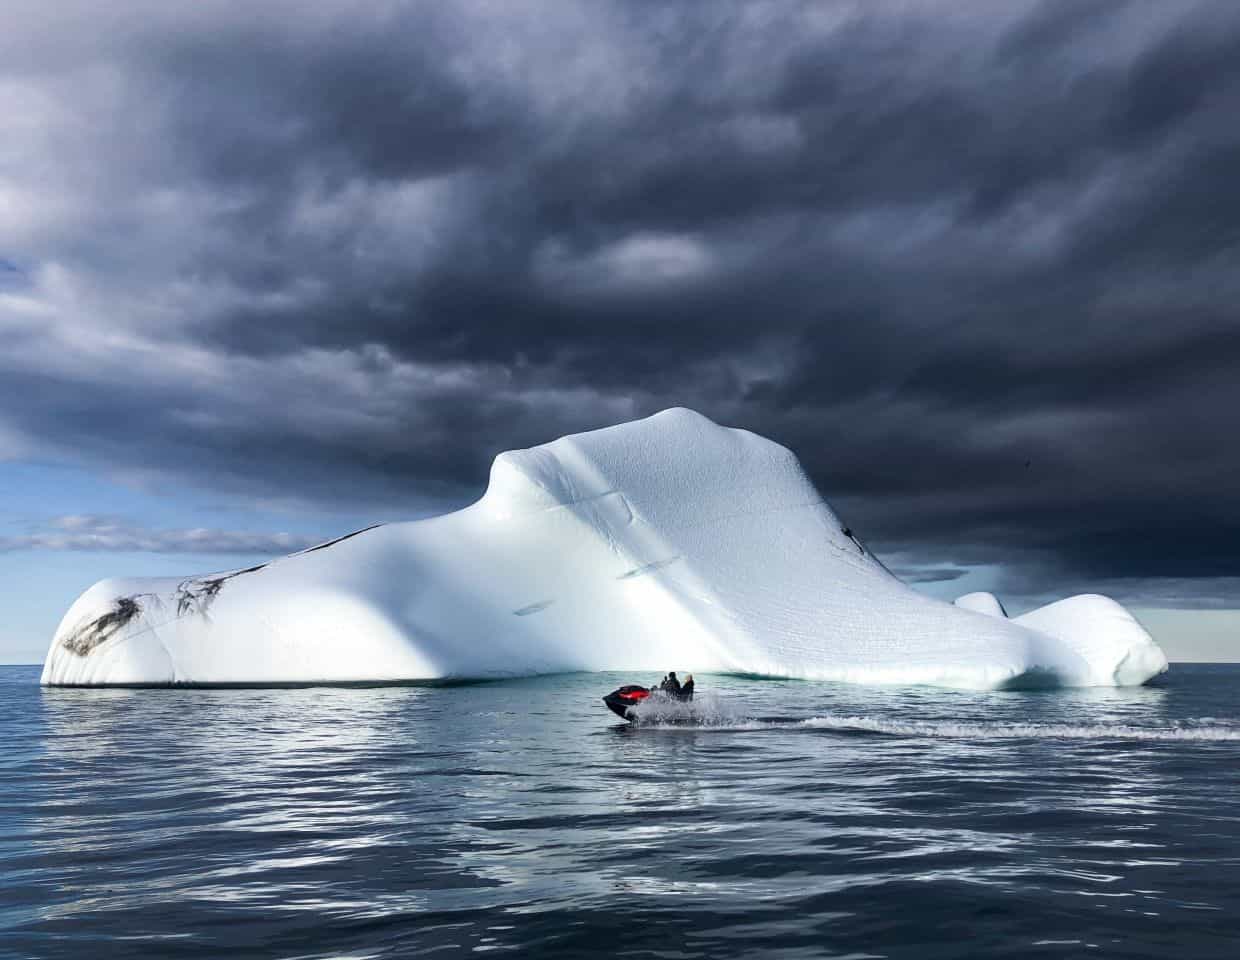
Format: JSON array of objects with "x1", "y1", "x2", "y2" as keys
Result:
[{"x1": 0, "y1": 460, "x2": 380, "y2": 540}]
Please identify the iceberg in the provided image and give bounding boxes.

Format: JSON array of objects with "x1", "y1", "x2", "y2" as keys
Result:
[
  {"x1": 954, "y1": 591, "x2": 1008, "y2": 618},
  {"x1": 41, "y1": 408, "x2": 1168, "y2": 689}
]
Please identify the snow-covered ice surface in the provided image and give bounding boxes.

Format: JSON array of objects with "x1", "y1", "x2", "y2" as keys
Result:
[{"x1": 41, "y1": 408, "x2": 1168, "y2": 688}]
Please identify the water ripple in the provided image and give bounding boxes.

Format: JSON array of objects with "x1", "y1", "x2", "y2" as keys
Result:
[{"x1": 3, "y1": 665, "x2": 1240, "y2": 957}]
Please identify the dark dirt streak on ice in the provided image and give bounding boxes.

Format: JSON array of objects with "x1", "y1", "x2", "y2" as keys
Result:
[
  {"x1": 60, "y1": 596, "x2": 146, "y2": 656},
  {"x1": 513, "y1": 600, "x2": 555, "y2": 616},
  {"x1": 175, "y1": 524, "x2": 387, "y2": 618},
  {"x1": 293, "y1": 523, "x2": 386, "y2": 555},
  {"x1": 617, "y1": 556, "x2": 682, "y2": 579}
]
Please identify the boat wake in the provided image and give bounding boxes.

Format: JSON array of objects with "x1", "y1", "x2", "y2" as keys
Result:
[
  {"x1": 624, "y1": 704, "x2": 1240, "y2": 741},
  {"x1": 798, "y1": 715, "x2": 1240, "y2": 742},
  {"x1": 625, "y1": 691, "x2": 748, "y2": 725}
]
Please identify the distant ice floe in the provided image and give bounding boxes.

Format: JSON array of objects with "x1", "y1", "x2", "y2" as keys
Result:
[{"x1": 42, "y1": 408, "x2": 1168, "y2": 689}]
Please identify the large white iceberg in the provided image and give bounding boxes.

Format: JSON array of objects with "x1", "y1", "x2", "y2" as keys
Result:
[{"x1": 41, "y1": 408, "x2": 1167, "y2": 688}]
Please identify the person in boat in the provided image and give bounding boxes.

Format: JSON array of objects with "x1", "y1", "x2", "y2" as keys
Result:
[
  {"x1": 680, "y1": 674, "x2": 694, "y2": 701},
  {"x1": 664, "y1": 671, "x2": 682, "y2": 697}
]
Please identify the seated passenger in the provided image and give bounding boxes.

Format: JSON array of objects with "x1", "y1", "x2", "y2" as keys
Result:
[{"x1": 680, "y1": 674, "x2": 694, "y2": 701}]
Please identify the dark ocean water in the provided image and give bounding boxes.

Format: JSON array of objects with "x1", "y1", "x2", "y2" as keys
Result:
[{"x1": 3, "y1": 664, "x2": 1240, "y2": 959}]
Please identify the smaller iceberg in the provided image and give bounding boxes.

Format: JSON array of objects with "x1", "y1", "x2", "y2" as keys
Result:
[
  {"x1": 41, "y1": 408, "x2": 1168, "y2": 688},
  {"x1": 954, "y1": 591, "x2": 1008, "y2": 618}
]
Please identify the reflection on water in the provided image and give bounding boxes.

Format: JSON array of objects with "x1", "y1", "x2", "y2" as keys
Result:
[{"x1": 2, "y1": 666, "x2": 1239, "y2": 958}]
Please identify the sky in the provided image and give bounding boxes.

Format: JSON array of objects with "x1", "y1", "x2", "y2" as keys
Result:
[{"x1": 2, "y1": 0, "x2": 1238, "y2": 663}]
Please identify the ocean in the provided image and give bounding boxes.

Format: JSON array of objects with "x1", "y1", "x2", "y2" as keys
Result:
[{"x1": 3, "y1": 663, "x2": 1239, "y2": 958}]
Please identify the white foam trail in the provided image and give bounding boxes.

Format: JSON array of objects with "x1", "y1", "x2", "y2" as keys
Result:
[
  {"x1": 621, "y1": 696, "x2": 1240, "y2": 741},
  {"x1": 630, "y1": 714, "x2": 1240, "y2": 740},
  {"x1": 628, "y1": 691, "x2": 752, "y2": 726},
  {"x1": 799, "y1": 715, "x2": 1240, "y2": 741}
]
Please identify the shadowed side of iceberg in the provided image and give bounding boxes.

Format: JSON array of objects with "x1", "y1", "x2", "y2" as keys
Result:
[{"x1": 41, "y1": 408, "x2": 1169, "y2": 689}]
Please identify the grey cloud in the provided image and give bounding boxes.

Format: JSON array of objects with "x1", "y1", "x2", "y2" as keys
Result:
[
  {"x1": 889, "y1": 566, "x2": 972, "y2": 585},
  {"x1": 1, "y1": 0, "x2": 1238, "y2": 606},
  {"x1": 0, "y1": 515, "x2": 320, "y2": 555}
]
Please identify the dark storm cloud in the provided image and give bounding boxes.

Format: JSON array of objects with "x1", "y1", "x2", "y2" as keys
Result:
[
  {"x1": 2, "y1": 0, "x2": 1238, "y2": 604},
  {"x1": 889, "y1": 566, "x2": 971, "y2": 585}
]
